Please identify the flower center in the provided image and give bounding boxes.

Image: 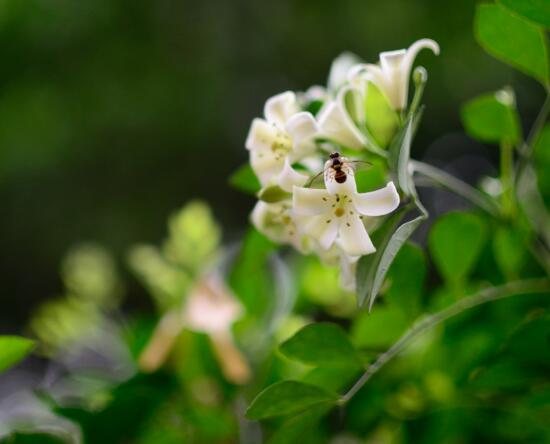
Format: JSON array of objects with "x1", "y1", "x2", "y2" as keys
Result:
[
  {"x1": 271, "y1": 128, "x2": 292, "y2": 161},
  {"x1": 334, "y1": 207, "x2": 345, "y2": 217}
]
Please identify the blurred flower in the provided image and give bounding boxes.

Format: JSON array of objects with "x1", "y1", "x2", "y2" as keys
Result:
[
  {"x1": 293, "y1": 164, "x2": 400, "y2": 256},
  {"x1": 139, "y1": 273, "x2": 251, "y2": 385},
  {"x1": 348, "y1": 38, "x2": 439, "y2": 110},
  {"x1": 246, "y1": 91, "x2": 318, "y2": 187}
]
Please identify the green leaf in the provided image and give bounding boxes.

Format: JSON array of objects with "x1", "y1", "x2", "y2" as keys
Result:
[
  {"x1": 356, "y1": 199, "x2": 428, "y2": 311},
  {"x1": 385, "y1": 242, "x2": 426, "y2": 319},
  {"x1": 0, "y1": 336, "x2": 36, "y2": 373},
  {"x1": 258, "y1": 185, "x2": 292, "y2": 203},
  {"x1": 269, "y1": 404, "x2": 330, "y2": 444},
  {"x1": 500, "y1": 0, "x2": 550, "y2": 28},
  {"x1": 351, "y1": 305, "x2": 409, "y2": 349},
  {"x1": 279, "y1": 323, "x2": 361, "y2": 367},
  {"x1": 428, "y1": 211, "x2": 488, "y2": 285},
  {"x1": 492, "y1": 226, "x2": 528, "y2": 278},
  {"x1": 229, "y1": 163, "x2": 261, "y2": 194},
  {"x1": 475, "y1": 4, "x2": 549, "y2": 86},
  {"x1": 245, "y1": 381, "x2": 338, "y2": 420},
  {"x1": 461, "y1": 89, "x2": 522, "y2": 144},
  {"x1": 388, "y1": 117, "x2": 414, "y2": 196}
]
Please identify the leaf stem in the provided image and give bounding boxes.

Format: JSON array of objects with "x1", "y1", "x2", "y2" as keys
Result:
[
  {"x1": 515, "y1": 93, "x2": 550, "y2": 179},
  {"x1": 340, "y1": 278, "x2": 550, "y2": 404},
  {"x1": 411, "y1": 160, "x2": 501, "y2": 217}
]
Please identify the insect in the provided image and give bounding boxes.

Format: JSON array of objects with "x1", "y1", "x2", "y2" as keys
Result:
[{"x1": 305, "y1": 152, "x2": 371, "y2": 188}]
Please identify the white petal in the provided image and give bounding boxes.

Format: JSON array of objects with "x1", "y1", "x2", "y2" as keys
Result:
[
  {"x1": 285, "y1": 112, "x2": 318, "y2": 146},
  {"x1": 353, "y1": 181, "x2": 400, "y2": 216},
  {"x1": 278, "y1": 160, "x2": 308, "y2": 192},
  {"x1": 245, "y1": 118, "x2": 277, "y2": 152},
  {"x1": 250, "y1": 150, "x2": 284, "y2": 186},
  {"x1": 317, "y1": 95, "x2": 366, "y2": 150},
  {"x1": 293, "y1": 186, "x2": 332, "y2": 216},
  {"x1": 328, "y1": 52, "x2": 362, "y2": 93},
  {"x1": 397, "y1": 39, "x2": 439, "y2": 109},
  {"x1": 264, "y1": 91, "x2": 299, "y2": 128},
  {"x1": 338, "y1": 214, "x2": 376, "y2": 256},
  {"x1": 339, "y1": 252, "x2": 359, "y2": 292},
  {"x1": 306, "y1": 214, "x2": 339, "y2": 250}
]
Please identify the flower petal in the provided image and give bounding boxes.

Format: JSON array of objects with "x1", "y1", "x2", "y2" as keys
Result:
[
  {"x1": 353, "y1": 181, "x2": 400, "y2": 216},
  {"x1": 338, "y1": 214, "x2": 376, "y2": 256},
  {"x1": 245, "y1": 118, "x2": 276, "y2": 152},
  {"x1": 324, "y1": 159, "x2": 357, "y2": 195},
  {"x1": 293, "y1": 186, "x2": 332, "y2": 216},
  {"x1": 278, "y1": 160, "x2": 308, "y2": 192},
  {"x1": 328, "y1": 52, "x2": 362, "y2": 94},
  {"x1": 264, "y1": 91, "x2": 299, "y2": 128},
  {"x1": 306, "y1": 214, "x2": 339, "y2": 250},
  {"x1": 317, "y1": 93, "x2": 366, "y2": 150},
  {"x1": 285, "y1": 111, "x2": 318, "y2": 146},
  {"x1": 339, "y1": 252, "x2": 359, "y2": 292},
  {"x1": 250, "y1": 150, "x2": 284, "y2": 186}
]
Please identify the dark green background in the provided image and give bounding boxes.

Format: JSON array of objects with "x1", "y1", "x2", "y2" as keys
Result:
[{"x1": 0, "y1": 0, "x2": 543, "y2": 328}]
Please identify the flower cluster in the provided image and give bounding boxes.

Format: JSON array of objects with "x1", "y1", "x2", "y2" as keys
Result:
[{"x1": 247, "y1": 39, "x2": 439, "y2": 291}]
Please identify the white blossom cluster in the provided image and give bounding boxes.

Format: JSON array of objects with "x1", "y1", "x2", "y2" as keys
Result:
[{"x1": 246, "y1": 39, "x2": 439, "y2": 291}]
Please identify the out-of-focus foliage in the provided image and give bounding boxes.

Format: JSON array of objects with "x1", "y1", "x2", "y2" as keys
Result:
[{"x1": 1, "y1": 0, "x2": 550, "y2": 443}]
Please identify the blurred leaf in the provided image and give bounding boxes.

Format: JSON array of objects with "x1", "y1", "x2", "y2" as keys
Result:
[
  {"x1": 475, "y1": 4, "x2": 549, "y2": 86},
  {"x1": 429, "y1": 211, "x2": 488, "y2": 285},
  {"x1": 357, "y1": 199, "x2": 428, "y2": 311},
  {"x1": 245, "y1": 381, "x2": 338, "y2": 420},
  {"x1": 351, "y1": 305, "x2": 409, "y2": 349},
  {"x1": 229, "y1": 163, "x2": 261, "y2": 194},
  {"x1": 0, "y1": 336, "x2": 35, "y2": 373},
  {"x1": 279, "y1": 323, "x2": 361, "y2": 367},
  {"x1": 389, "y1": 118, "x2": 414, "y2": 196},
  {"x1": 385, "y1": 242, "x2": 426, "y2": 319},
  {"x1": 269, "y1": 403, "x2": 330, "y2": 444},
  {"x1": 500, "y1": 0, "x2": 550, "y2": 28},
  {"x1": 258, "y1": 185, "x2": 292, "y2": 203},
  {"x1": 365, "y1": 82, "x2": 398, "y2": 147},
  {"x1": 492, "y1": 226, "x2": 528, "y2": 278},
  {"x1": 461, "y1": 89, "x2": 522, "y2": 144},
  {"x1": 302, "y1": 366, "x2": 360, "y2": 392}
]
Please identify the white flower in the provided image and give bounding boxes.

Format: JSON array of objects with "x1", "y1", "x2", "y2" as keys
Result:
[
  {"x1": 327, "y1": 52, "x2": 362, "y2": 94},
  {"x1": 293, "y1": 159, "x2": 400, "y2": 256},
  {"x1": 348, "y1": 39, "x2": 439, "y2": 110},
  {"x1": 251, "y1": 200, "x2": 310, "y2": 253},
  {"x1": 316, "y1": 88, "x2": 368, "y2": 150},
  {"x1": 246, "y1": 91, "x2": 318, "y2": 187}
]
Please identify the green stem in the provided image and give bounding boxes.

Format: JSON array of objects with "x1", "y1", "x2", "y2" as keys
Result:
[
  {"x1": 340, "y1": 278, "x2": 550, "y2": 404},
  {"x1": 411, "y1": 160, "x2": 501, "y2": 217},
  {"x1": 518, "y1": 93, "x2": 550, "y2": 163},
  {"x1": 500, "y1": 140, "x2": 515, "y2": 218}
]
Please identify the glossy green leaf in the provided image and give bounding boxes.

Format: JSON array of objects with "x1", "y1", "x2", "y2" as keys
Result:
[
  {"x1": 229, "y1": 163, "x2": 261, "y2": 194},
  {"x1": 461, "y1": 90, "x2": 522, "y2": 144},
  {"x1": 475, "y1": 4, "x2": 549, "y2": 86},
  {"x1": 499, "y1": 0, "x2": 550, "y2": 28},
  {"x1": 245, "y1": 381, "x2": 338, "y2": 420},
  {"x1": 351, "y1": 305, "x2": 409, "y2": 349},
  {"x1": 0, "y1": 336, "x2": 36, "y2": 373},
  {"x1": 428, "y1": 212, "x2": 488, "y2": 284},
  {"x1": 279, "y1": 323, "x2": 361, "y2": 367}
]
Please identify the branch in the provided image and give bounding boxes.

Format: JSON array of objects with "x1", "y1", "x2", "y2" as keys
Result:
[{"x1": 340, "y1": 278, "x2": 550, "y2": 404}]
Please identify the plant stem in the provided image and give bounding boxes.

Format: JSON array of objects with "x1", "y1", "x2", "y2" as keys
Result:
[
  {"x1": 515, "y1": 94, "x2": 550, "y2": 181},
  {"x1": 340, "y1": 278, "x2": 550, "y2": 404},
  {"x1": 411, "y1": 160, "x2": 501, "y2": 217},
  {"x1": 500, "y1": 140, "x2": 515, "y2": 218}
]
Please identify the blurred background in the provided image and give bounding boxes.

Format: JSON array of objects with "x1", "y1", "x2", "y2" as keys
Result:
[{"x1": 1, "y1": 0, "x2": 545, "y2": 330}]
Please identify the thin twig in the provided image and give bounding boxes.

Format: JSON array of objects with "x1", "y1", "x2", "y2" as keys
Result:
[
  {"x1": 340, "y1": 278, "x2": 550, "y2": 403},
  {"x1": 411, "y1": 160, "x2": 501, "y2": 217}
]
